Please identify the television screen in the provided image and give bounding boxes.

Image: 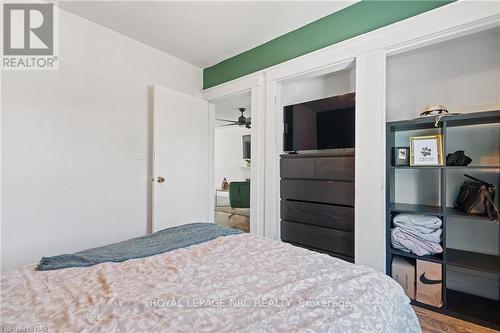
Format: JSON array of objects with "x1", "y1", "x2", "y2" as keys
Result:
[
  {"x1": 242, "y1": 135, "x2": 251, "y2": 159},
  {"x1": 283, "y1": 93, "x2": 355, "y2": 152}
]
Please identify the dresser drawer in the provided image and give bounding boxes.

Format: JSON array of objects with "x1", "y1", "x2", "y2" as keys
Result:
[
  {"x1": 280, "y1": 179, "x2": 354, "y2": 206},
  {"x1": 280, "y1": 155, "x2": 354, "y2": 181},
  {"x1": 281, "y1": 200, "x2": 354, "y2": 232},
  {"x1": 314, "y1": 156, "x2": 354, "y2": 181},
  {"x1": 280, "y1": 158, "x2": 315, "y2": 179},
  {"x1": 281, "y1": 220, "x2": 354, "y2": 257}
]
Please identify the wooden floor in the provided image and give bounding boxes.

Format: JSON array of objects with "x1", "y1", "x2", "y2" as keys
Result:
[
  {"x1": 214, "y1": 207, "x2": 250, "y2": 232},
  {"x1": 413, "y1": 306, "x2": 499, "y2": 333}
]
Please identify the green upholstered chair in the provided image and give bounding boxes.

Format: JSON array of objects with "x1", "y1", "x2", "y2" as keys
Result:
[{"x1": 229, "y1": 181, "x2": 250, "y2": 208}]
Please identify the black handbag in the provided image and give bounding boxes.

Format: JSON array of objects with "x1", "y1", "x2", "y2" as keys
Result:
[{"x1": 454, "y1": 174, "x2": 499, "y2": 223}]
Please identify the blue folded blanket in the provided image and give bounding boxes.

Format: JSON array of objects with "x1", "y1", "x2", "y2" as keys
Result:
[{"x1": 37, "y1": 223, "x2": 242, "y2": 271}]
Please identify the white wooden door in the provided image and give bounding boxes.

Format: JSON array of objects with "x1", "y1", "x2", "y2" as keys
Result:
[{"x1": 153, "y1": 84, "x2": 210, "y2": 232}]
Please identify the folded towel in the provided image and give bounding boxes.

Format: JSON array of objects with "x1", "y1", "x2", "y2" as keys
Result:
[
  {"x1": 394, "y1": 224, "x2": 442, "y2": 243},
  {"x1": 393, "y1": 214, "x2": 442, "y2": 232},
  {"x1": 391, "y1": 227, "x2": 443, "y2": 256}
]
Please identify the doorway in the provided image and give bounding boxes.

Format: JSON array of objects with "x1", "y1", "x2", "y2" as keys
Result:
[
  {"x1": 203, "y1": 76, "x2": 265, "y2": 237},
  {"x1": 213, "y1": 91, "x2": 252, "y2": 232}
]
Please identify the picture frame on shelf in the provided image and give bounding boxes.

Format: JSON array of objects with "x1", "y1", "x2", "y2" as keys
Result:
[
  {"x1": 410, "y1": 135, "x2": 443, "y2": 166},
  {"x1": 393, "y1": 147, "x2": 410, "y2": 166}
]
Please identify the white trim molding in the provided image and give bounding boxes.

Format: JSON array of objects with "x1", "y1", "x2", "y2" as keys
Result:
[
  {"x1": 354, "y1": 50, "x2": 387, "y2": 272},
  {"x1": 207, "y1": 103, "x2": 216, "y2": 223},
  {"x1": 202, "y1": 72, "x2": 263, "y2": 102},
  {"x1": 250, "y1": 84, "x2": 266, "y2": 237},
  {"x1": 264, "y1": 80, "x2": 282, "y2": 240},
  {"x1": 204, "y1": 73, "x2": 267, "y2": 237}
]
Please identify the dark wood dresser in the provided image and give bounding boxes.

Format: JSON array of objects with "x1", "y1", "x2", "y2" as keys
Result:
[{"x1": 280, "y1": 151, "x2": 355, "y2": 262}]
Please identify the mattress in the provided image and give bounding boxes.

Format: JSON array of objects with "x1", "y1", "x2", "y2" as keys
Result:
[{"x1": 1, "y1": 232, "x2": 421, "y2": 332}]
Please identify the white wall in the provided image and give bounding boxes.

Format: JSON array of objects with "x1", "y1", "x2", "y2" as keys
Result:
[
  {"x1": 214, "y1": 127, "x2": 251, "y2": 190},
  {"x1": 282, "y1": 68, "x2": 355, "y2": 106},
  {"x1": 1, "y1": 9, "x2": 202, "y2": 271},
  {"x1": 387, "y1": 28, "x2": 500, "y2": 120}
]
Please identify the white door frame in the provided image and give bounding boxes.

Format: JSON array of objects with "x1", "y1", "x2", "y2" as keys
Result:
[
  {"x1": 202, "y1": 73, "x2": 266, "y2": 236},
  {"x1": 264, "y1": 59, "x2": 356, "y2": 240},
  {"x1": 261, "y1": 2, "x2": 500, "y2": 271}
]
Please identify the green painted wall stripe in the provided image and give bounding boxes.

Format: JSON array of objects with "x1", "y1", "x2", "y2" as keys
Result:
[{"x1": 203, "y1": 0, "x2": 453, "y2": 89}]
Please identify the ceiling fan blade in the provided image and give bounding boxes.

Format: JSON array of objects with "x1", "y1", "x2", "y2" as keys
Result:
[
  {"x1": 216, "y1": 119, "x2": 238, "y2": 123},
  {"x1": 219, "y1": 123, "x2": 238, "y2": 127}
]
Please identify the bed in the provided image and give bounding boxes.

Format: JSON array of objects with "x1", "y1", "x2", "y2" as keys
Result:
[{"x1": 1, "y1": 223, "x2": 421, "y2": 332}]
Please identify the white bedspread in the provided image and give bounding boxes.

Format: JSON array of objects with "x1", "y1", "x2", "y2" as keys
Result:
[{"x1": 1, "y1": 233, "x2": 420, "y2": 333}]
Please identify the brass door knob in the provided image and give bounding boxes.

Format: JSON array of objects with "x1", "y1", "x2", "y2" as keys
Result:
[{"x1": 156, "y1": 176, "x2": 165, "y2": 183}]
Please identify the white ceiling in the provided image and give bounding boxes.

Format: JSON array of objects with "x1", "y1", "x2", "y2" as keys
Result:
[
  {"x1": 214, "y1": 91, "x2": 251, "y2": 128},
  {"x1": 59, "y1": 1, "x2": 356, "y2": 68}
]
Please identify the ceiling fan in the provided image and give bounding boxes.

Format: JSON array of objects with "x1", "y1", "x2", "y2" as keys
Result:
[{"x1": 217, "y1": 108, "x2": 251, "y2": 128}]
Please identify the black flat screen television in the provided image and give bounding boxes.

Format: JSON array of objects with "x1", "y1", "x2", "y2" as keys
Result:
[{"x1": 283, "y1": 93, "x2": 355, "y2": 152}]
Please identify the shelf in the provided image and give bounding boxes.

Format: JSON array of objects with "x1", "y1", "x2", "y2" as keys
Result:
[
  {"x1": 387, "y1": 110, "x2": 500, "y2": 131},
  {"x1": 389, "y1": 165, "x2": 499, "y2": 169},
  {"x1": 445, "y1": 207, "x2": 493, "y2": 221},
  {"x1": 386, "y1": 110, "x2": 500, "y2": 328},
  {"x1": 445, "y1": 111, "x2": 500, "y2": 128},
  {"x1": 390, "y1": 248, "x2": 443, "y2": 264},
  {"x1": 411, "y1": 299, "x2": 445, "y2": 312},
  {"x1": 389, "y1": 203, "x2": 443, "y2": 216},
  {"x1": 446, "y1": 289, "x2": 500, "y2": 330},
  {"x1": 389, "y1": 204, "x2": 496, "y2": 221},
  {"x1": 391, "y1": 247, "x2": 500, "y2": 272},
  {"x1": 390, "y1": 166, "x2": 443, "y2": 169},
  {"x1": 387, "y1": 117, "x2": 443, "y2": 131},
  {"x1": 446, "y1": 165, "x2": 500, "y2": 169},
  {"x1": 446, "y1": 248, "x2": 500, "y2": 274}
]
